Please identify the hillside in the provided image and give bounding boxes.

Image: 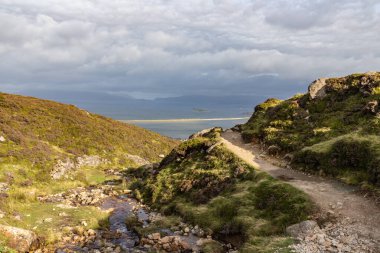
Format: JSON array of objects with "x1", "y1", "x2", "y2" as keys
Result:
[
  {"x1": 241, "y1": 72, "x2": 380, "y2": 190},
  {"x1": 0, "y1": 92, "x2": 178, "y2": 250},
  {"x1": 127, "y1": 128, "x2": 313, "y2": 252}
]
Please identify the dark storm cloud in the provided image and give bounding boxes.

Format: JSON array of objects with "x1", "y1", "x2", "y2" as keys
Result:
[{"x1": 0, "y1": 0, "x2": 379, "y2": 99}]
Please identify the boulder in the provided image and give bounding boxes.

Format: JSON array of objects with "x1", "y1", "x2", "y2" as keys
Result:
[
  {"x1": 267, "y1": 145, "x2": 281, "y2": 156},
  {"x1": 363, "y1": 100, "x2": 379, "y2": 115},
  {"x1": 126, "y1": 154, "x2": 150, "y2": 166},
  {"x1": 308, "y1": 78, "x2": 327, "y2": 99},
  {"x1": 51, "y1": 158, "x2": 76, "y2": 180},
  {"x1": 286, "y1": 220, "x2": 320, "y2": 239},
  {"x1": 0, "y1": 225, "x2": 39, "y2": 252},
  {"x1": 283, "y1": 153, "x2": 294, "y2": 163}
]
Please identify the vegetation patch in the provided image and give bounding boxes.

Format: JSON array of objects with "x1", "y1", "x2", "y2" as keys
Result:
[
  {"x1": 0, "y1": 92, "x2": 178, "y2": 249},
  {"x1": 241, "y1": 72, "x2": 380, "y2": 189},
  {"x1": 127, "y1": 129, "x2": 313, "y2": 252}
]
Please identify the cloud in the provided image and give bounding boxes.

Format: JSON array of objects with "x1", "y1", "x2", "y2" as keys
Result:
[{"x1": 0, "y1": 0, "x2": 379, "y2": 99}]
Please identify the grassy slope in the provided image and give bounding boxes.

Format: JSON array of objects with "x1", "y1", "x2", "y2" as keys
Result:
[
  {"x1": 241, "y1": 72, "x2": 380, "y2": 189},
  {"x1": 0, "y1": 92, "x2": 178, "y2": 247},
  {"x1": 128, "y1": 128, "x2": 313, "y2": 252}
]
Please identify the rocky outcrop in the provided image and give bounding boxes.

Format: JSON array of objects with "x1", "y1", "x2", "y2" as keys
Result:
[
  {"x1": 126, "y1": 154, "x2": 150, "y2": 166},
  {"x1": 0, "y1": 225, "x2": 39, "y2": 252},
  {"x1": 289, "y1": 218, "x2": 379, "y2": 253},
  {"x1": 51, "y1": 155, "x2": 107, "y2": 180},
  {"x1": 308, "y1": 78, "x2": 328, "y2": 99},
  {"x1": 51, "y1": 158, "x2": 76, "y2": 180},
  {"x1": 286, "y1": 220, "x2": 319, "y2": 238},
  {"x1": 362, "y1": 100, "x2": 379, "y2": 115}
]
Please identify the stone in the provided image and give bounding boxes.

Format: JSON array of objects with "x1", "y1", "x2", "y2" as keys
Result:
[
  {"x1": 267, "y1": 145, "x2": 281, "y2": 156},
  {"x1": 0, "y1": 136, "x2": 5, "y2": 142},
  {"x1": 150, "y1": 232, "x2": 161, "y2": 240},
  {"x1": 0, "y1": 182, "x2": 9, "y2": 193},
  {"x1": 0, "y1": 225, "x2": 39, "y2": 252},
  {"x1": 286, "y1": 220, "x2": 319, "y2": 238},
  {"x1": 309, "y1": 78, "x2": 328, "y2": 99},
  {"x1": 158, "y1": 154, "x2": 165, "y2": 158},
  {"x1": 160, "y1": 236, "x2": 171, "y2": 244},
  {"x1": 43, "y1": 217, "x2": 53, "y2": 223},
  {"x1": 51, "y1": 158, "x2": 76, "y2": 180},
  {"x1": 126, "y1": 154, "x2": 150, "y2": 166},
  {"x1": 283, "y1": 153, "x2": 294, "y2": 163},
  {"x1": 363, "y1": 100, "x2": 379, "y2": 114}
]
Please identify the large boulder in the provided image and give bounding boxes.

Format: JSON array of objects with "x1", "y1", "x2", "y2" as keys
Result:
[
  {"x1": 308, "y1": 78, "x2": 328, "y2": 99},
  {"x1": 362, "y1": 100, "x2": 379, "y2": 115},
  {"x1": 0, "y1": 225, "x2": 39, "y2": 252},
  {"x1": 286, "y1": 220, "x2": 320, "y2": 239}
]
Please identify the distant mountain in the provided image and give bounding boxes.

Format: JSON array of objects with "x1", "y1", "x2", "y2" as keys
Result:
[{"x1": 19, "y1": 90, "x2": 266, "y2": 120}]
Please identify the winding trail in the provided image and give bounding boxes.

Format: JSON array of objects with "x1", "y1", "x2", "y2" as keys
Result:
[{"x1": 221, "y1": 131, "x2": 380, "y2": 248}]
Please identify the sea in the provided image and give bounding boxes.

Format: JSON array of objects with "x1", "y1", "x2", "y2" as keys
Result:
[{"x1": 122, "y1": 117, "x2": 248, "y2": 139}]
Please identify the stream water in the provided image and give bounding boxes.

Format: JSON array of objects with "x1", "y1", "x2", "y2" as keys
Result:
[{"x1": 57, "y1": 191, "x2": 204, "y2": 252}]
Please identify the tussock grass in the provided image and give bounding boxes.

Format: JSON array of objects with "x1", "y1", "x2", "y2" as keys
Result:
[
  {"x1": 127, "y1": 132, "x2": 313, "y2": 252},
  {"x1": 241, "y1": 72, "x2": 380, "y2": 188}
]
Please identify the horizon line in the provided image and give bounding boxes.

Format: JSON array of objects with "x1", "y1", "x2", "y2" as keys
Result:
[{"x1": 121, "y1": 117, "x2": 249, "y2": 123}]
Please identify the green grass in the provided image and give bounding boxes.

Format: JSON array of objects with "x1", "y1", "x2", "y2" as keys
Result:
[
  {"x1": 0, "y1": 92, "x2": 179, "y2": 250},
  {"x1": 241, "y1": 72, "x2": 380, "y2": 189},
  {"x1": 127, "y1": 131, "x2": 314, "y2": 252},
  {"x1": 0, "y1": 201, "x2": 108, "y2": 245}
]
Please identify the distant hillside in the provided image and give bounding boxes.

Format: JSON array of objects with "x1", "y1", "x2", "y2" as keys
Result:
[
  {"x1": 0, "y1": 92, "x2": 178, "y2": 181},
  {"x1": 241, "y1": 72, "x2": 380, "y2": 189}
]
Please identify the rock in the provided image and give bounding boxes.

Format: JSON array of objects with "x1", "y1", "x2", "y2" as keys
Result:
[
  {"x1": 267, "y1": 145, "x2": 281, "y2": 156},
  {"x1": 43, "y1": 217, "x2": 53, "y2": 223},
  {"x1": 51, "y1": 158, "x2": 76, "y2": 180},
  {"x1": 0, "y1": 183, "x2": 9, "y2": 193},
  {"x1": 126, "y1": 154, "x2": 150, "y2": 166},
  {"x1": 283, "y1": 153, "x2": 294, "y2": 163},
  {"x1": 286, "y1": 220, "x2": 320, "y2": 238},
  {"x1": 0, "y1": 136, "x2": 5, "y2": 142},
  {"x1": 309, "y1": 78, "x2": 328, "y2": 99},
  {"x1": 363, "y1": 100, "x2": 379, "y2": 114},
  {"x1": 234, "y1": 166, "x2": 246, "y2": 177},
  {"x1": 76, "y1": 155, "x2": 104, "y2": 167},
  {"x1": 184, "y1": 227, "x2": 190, "y2": 233},
  {"x1": 0, "y1": 225, "x2": 39, "y2": 252},
  {"x1": 160, "y1": 236, "x2": 171, "y2": 244},
  {"x1": 150, "y1": 232, "x2": 161, "y2": 240},
  {"x1": 158, "y1": 154, "x2": 165, "y2": 158},
  {"x1": 206, "y1": 141, "x2": 222, "y2": 153},
  {"x1": 231, "y1": 124, "x2": 242, "y2": 132}
]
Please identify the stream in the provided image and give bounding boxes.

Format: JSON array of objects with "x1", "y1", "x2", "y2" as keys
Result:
[{"x1": 56, "y1": 191, "x2": 204, "y2": 253}]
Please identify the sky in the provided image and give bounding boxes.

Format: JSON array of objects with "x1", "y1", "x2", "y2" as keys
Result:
[{"x1": 0, "y1": 0, "x2": 380, "y2": 100}]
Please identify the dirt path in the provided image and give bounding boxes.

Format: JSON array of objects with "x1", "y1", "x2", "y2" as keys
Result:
[{"x1": 221, "y1": 131, "x2": 380, "y2": 251}]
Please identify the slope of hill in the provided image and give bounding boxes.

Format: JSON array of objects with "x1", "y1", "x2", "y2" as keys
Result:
[
  {"x1": 127, "y1": 128, "x2": 313, "y2": 252},
  {"x1": 241, "y1": 72, "x2": 380, "y2": 190},
  {"x1": 0, "y1": 92, "x2": 178, "y2": 248}
]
